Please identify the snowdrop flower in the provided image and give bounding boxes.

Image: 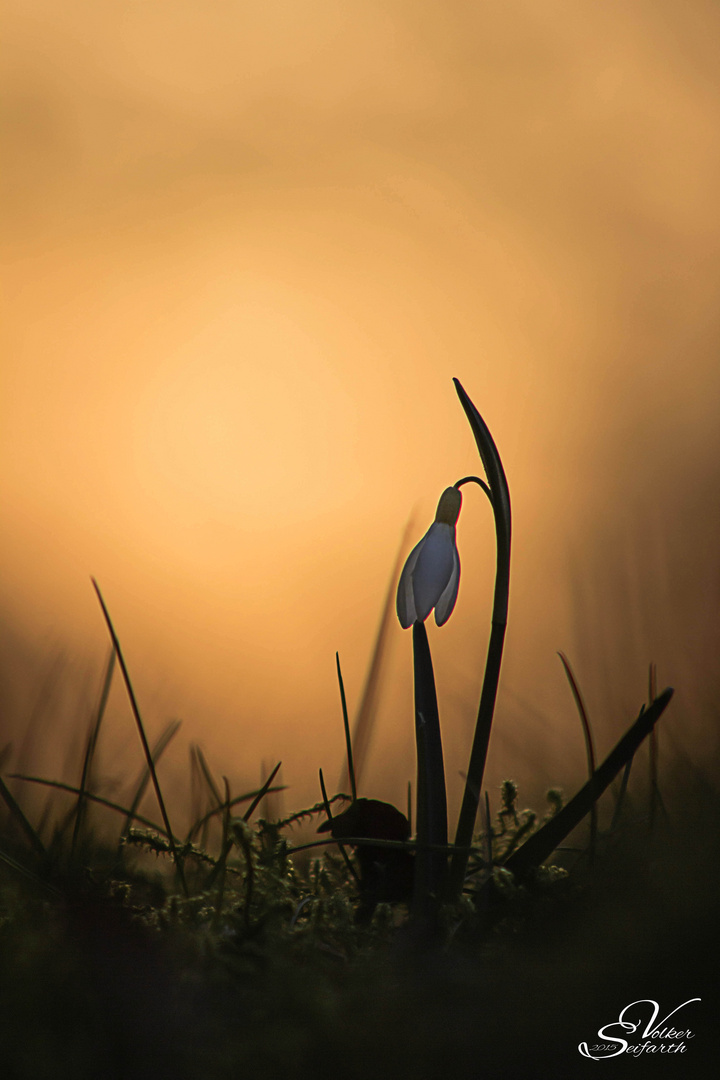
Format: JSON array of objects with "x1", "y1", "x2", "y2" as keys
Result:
[{"x1": 396, "y1": 486, "x2": 462, "y2": 628}]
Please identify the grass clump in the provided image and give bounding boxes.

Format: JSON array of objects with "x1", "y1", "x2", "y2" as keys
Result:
[{"x1": 2, "y1": 377, "x2": 711, "y2": 1078}]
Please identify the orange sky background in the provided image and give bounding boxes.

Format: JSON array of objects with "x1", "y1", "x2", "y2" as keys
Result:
[{"x1": 2, "y1": 1, "x2": 720, "y2": 829}]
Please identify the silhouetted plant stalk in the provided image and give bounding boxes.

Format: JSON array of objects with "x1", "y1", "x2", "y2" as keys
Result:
[
  {"x1": 396, "y1": 484, "x2": 461, "y2": 928},
  {"x1": 395, "y1": 381, "x2": 510, "y2": 915},
  {"x1": 71, "y1": 645, "x2": 116, "y2": 861},
  {"x1": 91, "y1": 578, "x2": 189, "y2": 896},
  {"x1": 557, "y1": 651, "x2": 597, "y2": 863},
  {"x1": 319, "y1": 766, "x2": 360, "y2": 885},
  {"x1": 447, "y1": 377, "x2": 512, "y2": 901},
  {"x1": 648, "y1": 661, "x2": 660, "y2": 829},
  {"x1": 335, "y1": 653, "x2": 357, "y2": 802},
  {"x1": 339, "y1": 520, "x2": 416, "y2": 795},
  {"x1": 411, "y1": 621, "x2": 448, "y2": 926}
]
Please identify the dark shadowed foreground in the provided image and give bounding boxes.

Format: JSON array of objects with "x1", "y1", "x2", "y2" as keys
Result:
[{"x1": 1, "y1": 765, "x2": 717, "y2": 1080}]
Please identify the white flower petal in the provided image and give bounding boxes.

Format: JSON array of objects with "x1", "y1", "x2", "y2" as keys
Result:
[
  {"x1": 396, "y1": 534, "x2": 426, "y2": 628},
  {"x1": 434, "y1": 545, "x2": 460, "y2": 626},
  {"x1": 413, "y1": 522, "x2": 456, "y2": 623}
]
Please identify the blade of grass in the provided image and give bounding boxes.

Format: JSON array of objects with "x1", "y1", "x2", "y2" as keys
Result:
[
  {"x1": 211, "y1": 777, "x2": 233, "y2": 921},
  {"x1": 260, "y1": 759, "x2": 283, "y2": 823},
  {"x1": 610, "y1": 757, "x2": 634, "y2": 833},
  {"x1": 502, "y1": 688, "x2": 674, "y2": 883},
  {"x1": 188, "y1": 746, "x2": 206, "y2": 849},
  {"x1": 189, "y1": 785, "x2": 288, "y2": 839},
  {"x1": 121, "y1": 719, "x2": 181, "y2": 840},
  {"x1": 0, "y1": 844, "x2": 61, "y2": 897},
  {"x1": 335, "y1": 653, "x2": 356, "y2": 802},
  {"x1": 288, "y1": 835, "x2": 472, "y2": 856},
  {"x1": 9, "y1": 774, "x2": 171, "y2": 836},
  {"x1": 195, "y1": 744, "x2": 223, "y2": 807},
  {"x1": 319, "y1": 767, "x2": 359, "y2": 885},
  {"x1": 0, "y1": 774, "x2": 46, "y2": 857},
  {"x1": 274, "y1": 794, "x2": 349, "y2": 830},
  {"x1": 71, "y1": 645, "x2": 116, "y2": 860},
  {"x1": 611, "y1": 703, "x2": 644, "y2": 827},
  {"x1": 186, "y1": 744, "x2": 223, "y2": 845},
  {"x1": 232, "y1": 814, "x2": 256, "y2": 931},
  {"x1": 557, "y1": 652, "x2": 597, "y2": 863},
  {"x1": 648, "y1": 662, "x2": 659, "y2": 829},
  {"x1": 91, "y1": 578, "x2": 187, "y2": 895},
  {"x1": 243, "y1": 761, "x2": 282, "y2": 822},
  {"x1": 339, "y1": 518, "x2": 415, "y2": 792}
]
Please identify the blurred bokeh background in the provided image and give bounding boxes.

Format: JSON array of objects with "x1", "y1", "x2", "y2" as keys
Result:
[{"x1": 2, "y1": 0, "x2": 719, "y2": 828}]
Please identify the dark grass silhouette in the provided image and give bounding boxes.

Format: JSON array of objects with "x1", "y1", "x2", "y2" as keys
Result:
[{"x1": 1, "y1": 379, "x2": 717, "y2": 1078}]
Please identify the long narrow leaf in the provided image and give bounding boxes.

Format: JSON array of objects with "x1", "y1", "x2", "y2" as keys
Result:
[
  {"x1": 502, "y1": 688, "x2": 673, "y2": 882},
  {"x1": 319, "y1": 767, "x2": 359, "y2": 884},
  {"x1": 648, "y1": 662, "x2": 660, "y2": 828},
  {"x1": 335, "y1": 653, "x2": 356, "y2": 802},
  {"x1": 339, "y1": 518, "x2": 415, "y2": 792},
  {"x1": 186, "y1": 744, "x2": 223, "y2": 846},
  {"x1": 189, "y1": 785, "x2": 288, "y2": 839},
  {"x1": 211, "y1": 777, "x2": 233, "y2": 919},
  {"x1": 121, "y1": 719, "x2": 181, "y2": 839},
  {"x1": 72, "y1": 645, "x2": 116, "y2": 858},
  {"x1": 243, "y1": 761, "x2": 282, "y2": 822},
  {"x1": 610, "y1": 757, "x2": 634, "y2": 833},
  {"x1": 448, "y1": 378, "x2": 512, "y2": 900},
  {"x1": 288, "y1": 835, "x2": 473, "y2": 856},
  {"x1": 0, "y1": 774, "x2": 46, "y2": 857},
  {"x1": 0, "y1": 845, "x2": 61, "y2": 897},
  {"x1": 91, "y1": 579, "x2": 187, "y2": 895},
  {"x1": 195, "y1": 744, "x2": 223, "y2": 807},
  {"x1": 9, "y1": 774, "x2": 171, "y2": 837},
  {"x1": 557, "y1": 652, "x2": 597, "y2": 862}
]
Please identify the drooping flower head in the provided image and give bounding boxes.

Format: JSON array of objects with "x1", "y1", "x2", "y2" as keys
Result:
[{"x1": 396, "y1": 486, "x2": 462, "y2": 629}]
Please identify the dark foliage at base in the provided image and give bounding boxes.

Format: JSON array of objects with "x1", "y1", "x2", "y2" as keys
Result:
[{"x1": 1, "y1": 775, "x2": 718, "y2": 1080}]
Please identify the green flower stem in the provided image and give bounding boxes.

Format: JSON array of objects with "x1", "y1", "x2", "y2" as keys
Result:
[
  {"x1": 447, "y1": 378, "x2": 512, "y2": 901},
  {"x1": 411, "y1": 621, "x2": 448, "y2": 927}
]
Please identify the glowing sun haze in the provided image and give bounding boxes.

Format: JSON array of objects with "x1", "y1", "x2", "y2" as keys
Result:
[{"x1": 2, "y1": 1, "x2": 720, "y2": 817}]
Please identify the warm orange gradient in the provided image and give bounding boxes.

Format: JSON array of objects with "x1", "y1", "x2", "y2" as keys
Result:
[{"x1": 2, "y1": 1, "x2": 720, "y2": 827}]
